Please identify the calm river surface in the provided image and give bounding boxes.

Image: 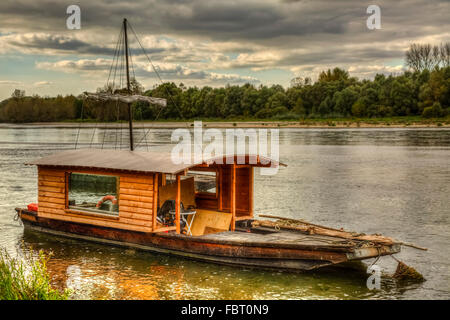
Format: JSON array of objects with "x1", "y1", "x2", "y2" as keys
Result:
[{"x1": 0, "y1": 126, "x2": 449, "y2": 299}]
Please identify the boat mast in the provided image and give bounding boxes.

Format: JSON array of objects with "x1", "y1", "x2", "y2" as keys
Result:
[{"x1": 123, "y1": 18, "x2": 134, "y2": 151}]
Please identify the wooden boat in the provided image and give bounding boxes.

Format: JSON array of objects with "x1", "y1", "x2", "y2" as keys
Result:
[
  {"x1": 15, "y1": 19, "x2": 403, "y2": 272},
  {"x1": 15, "y1": 147, "x2": 402, "y2": 271}
]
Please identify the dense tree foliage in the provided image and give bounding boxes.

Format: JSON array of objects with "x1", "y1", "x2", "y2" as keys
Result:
[{"x1": 1, "y1": 66, "x2": 449, "y2": 123}]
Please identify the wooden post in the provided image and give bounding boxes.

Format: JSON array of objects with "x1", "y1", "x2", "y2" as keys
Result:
[
  {"x1": 64, "y1": 171, "x2": 70, "y2": 210},
  {"x1": 218, "y1": 167, "x2": 223, "y2": 211},
  {"x1": 175, "y1": 174, "x2": 181, "y2": 234},
  {"x1": 152, "y1": 173, "x2": 158, "y2": 231},
  {"x1": 249, "y1": 166, "x2": 254, "y2": 218},
  {"x1": 231, "y1": 163, "x2": 236, "y2": 231}
]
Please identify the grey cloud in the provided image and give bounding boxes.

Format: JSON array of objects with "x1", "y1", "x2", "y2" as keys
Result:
[
  {"x1": 4, "y1": 33, "x2": 115, "y2": 55},
  {"x1": 1, "y1": 1, "x2": 449, "y2": 47},
  {"x1": 1, "y1": 0, "x2": 449, "y2": 84},
  {"x1": 0, "y1": 32, "x2": 174, "y2": 57},
  {"x1": 2, "y1": 0, "x2": 447, "y2": 41}
]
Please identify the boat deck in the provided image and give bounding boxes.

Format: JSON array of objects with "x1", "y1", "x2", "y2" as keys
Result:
[{"x1": 194, "y1": 229, "x2": 360, "y2": 252}]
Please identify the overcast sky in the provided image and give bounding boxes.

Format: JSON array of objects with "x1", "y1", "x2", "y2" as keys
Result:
[{"x1": 0, "y1": 0, "x2": 449, "y2": 99}]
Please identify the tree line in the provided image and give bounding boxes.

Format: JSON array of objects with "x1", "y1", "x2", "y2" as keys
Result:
[{"x1": 1, "y1": 43, "x2": 449, "y2": 123}]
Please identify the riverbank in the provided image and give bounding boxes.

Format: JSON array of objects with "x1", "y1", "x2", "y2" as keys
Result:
[
  {"x1": 0, "y1": 248, "x2": 69, "y2": 300},
  {"x1": 0, "y1": 117, "x2": 449, "y2": 129}
]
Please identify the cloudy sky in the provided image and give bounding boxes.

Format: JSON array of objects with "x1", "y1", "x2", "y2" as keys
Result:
[{"x1": 0, "y1": 0, "x2": 449, "y2": 100}]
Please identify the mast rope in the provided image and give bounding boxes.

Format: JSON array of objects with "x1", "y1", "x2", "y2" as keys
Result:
[
  {"x1": 74, "y1": 100, "x2": 84, "y2": 149},
  {"x1": 126, "y1": 21, "x2": 181, "y2": 149},
  {"x1": 79, "y1": 19, "x2": 174, "y2": 151},
  {"x1": 127, "y1": 22, "x2": 183, "y2": 118}
]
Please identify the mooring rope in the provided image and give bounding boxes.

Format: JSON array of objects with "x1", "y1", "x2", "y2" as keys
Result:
[{"x1": 13, "y1": 209, "x2": 23, "y2": 226}]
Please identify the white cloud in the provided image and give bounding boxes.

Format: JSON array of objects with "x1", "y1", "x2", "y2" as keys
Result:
[
  {"x1": 0, "y1": 80, "x2": 23, "y2": 85},
  {"x1": 35, "y1": 58, "x2": 259, "y2": 86},
  {"x1": 36, "y1": 59, "x2": 112, "y2": 73},
  {"x1": 33, "y1": 81, "x2": 53, "y2": 86}
]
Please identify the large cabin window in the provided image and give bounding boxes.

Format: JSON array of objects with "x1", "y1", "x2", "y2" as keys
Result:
[{"x1": 68, "y1": 173, "x2": 119, "y2": 216}]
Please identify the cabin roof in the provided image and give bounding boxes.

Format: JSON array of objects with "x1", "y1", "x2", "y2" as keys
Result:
[{"x1": 27, "y1": 148, "x2": 286, "y2": 174}]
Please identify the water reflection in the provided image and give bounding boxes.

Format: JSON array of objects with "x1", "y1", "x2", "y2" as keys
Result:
[{"x1": 20, "y1": 229, "x2": 406, "y2": 300}]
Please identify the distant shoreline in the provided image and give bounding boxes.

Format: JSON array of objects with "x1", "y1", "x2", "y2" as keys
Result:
[{"x1": 0, "y1": 118, "x2": 449, "y2": 129}]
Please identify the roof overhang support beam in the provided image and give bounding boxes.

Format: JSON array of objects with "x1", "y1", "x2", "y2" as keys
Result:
[
  {"x1": 175, "y1": 174, "x2": 181, "y2": 234},
  {"x1": 230, "y1": 163, "x2": 236, "y2": 231}
]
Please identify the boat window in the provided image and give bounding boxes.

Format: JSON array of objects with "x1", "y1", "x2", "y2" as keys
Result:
[
  {"x1": 68, "y1": 173, "x2": 119, "y2": 216},
  {"x1": 187, "y1": 170, "x2": 217, "y2": 195}
]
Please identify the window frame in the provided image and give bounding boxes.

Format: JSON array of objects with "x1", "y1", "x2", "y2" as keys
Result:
[
  {"x1": 187, "y1": 167, "x2": 218, "y2": 199},
  {"x1": 65, "y1": 171, "x2": 120, "y2": 218}
]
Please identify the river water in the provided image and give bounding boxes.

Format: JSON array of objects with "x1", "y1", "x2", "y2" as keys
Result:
[{"x1": 0, "y1": 126, "x2": 449, "y2": 299}]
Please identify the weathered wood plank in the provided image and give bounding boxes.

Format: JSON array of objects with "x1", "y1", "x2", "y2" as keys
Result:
[
  {"x1": 231, "y1": 164, "x2": 236, "y2": 231},
  {"x1": 38, "y1": 180, "x2": 65, "y2": 188},
  {"x1": 38, "y1": 195, "x2": 66, "y2": 204},
  {"x1": 119, "y1": 199, "x2": 153, "y2": 209},
  {"x1": 121, "y1": 176, "x2": 153, "y2": 184},
  {"x1": 175, "y1": 174, "x2": 181, "y2": 234},
  {"x1": 119, "y1": 211, "x2": 153, "y2": 221},
  {"x1": 38, "y1": 168, "x2": 65, "y2": 177},
  {"x1": 39, "y1": 205, "x2": 152, "y2": 226},
  {"x1": 39, "y1": 175, "x2": 65, "y2": 183},
  {"x1": 119, "y1": 205, "x2": 153, "y2": 215},
  {"x1": 38, "y1": 190, "x2": 66, "y2": 199},
  {"x1": 120, "y1": 188, "x2": 153, "y2": 197},
  {"x1": 38, "y1": 200, "x2": 65, "y2": 209},
  {"x1": 153, "y1": 173, "x2": 158, "y2": 231},
  {"x1": 38, "y1": 185, "x2": 64, "y2": 193},
  {"x1": 38, "y1": 211, "x2": 151, "y2": 232},
  {"x1": 119, "y1": 194, "x2": 153, "y2": 203},
  {"x1": 120, "y1": 182, "x2": 153, "y2": 191}
]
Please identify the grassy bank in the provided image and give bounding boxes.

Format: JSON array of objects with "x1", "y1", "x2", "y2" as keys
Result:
[{"x1": 0, "y1": 248, "x2": 70, "y2": 300}]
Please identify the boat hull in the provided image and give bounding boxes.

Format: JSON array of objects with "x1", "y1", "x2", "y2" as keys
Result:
[{"x1": 17, "y1": 209, "x2": 400, "y2": 272}]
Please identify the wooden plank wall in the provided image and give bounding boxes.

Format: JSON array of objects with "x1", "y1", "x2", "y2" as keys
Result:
[
  {"x1": 159, "y1": 177, "x2": 196, "y2": 208},
  {"x1": 221, "y1": 166, "x2": 231, "y2": 211},
  {"x1": 220, "y1": 166, "x2": 251, "y2": 217},
  {"x1": 37, "y1": 166, "x2": 155, "y2": 233},
  {"x1": 235, "y1": 167, "x2": 250, "y2": 217},
  {"x1": 189, "y1": 209, "x2": 232, "y2": 236},
  {"x1": 195, "y1": 194, "x2": 218, "y2": 210}
]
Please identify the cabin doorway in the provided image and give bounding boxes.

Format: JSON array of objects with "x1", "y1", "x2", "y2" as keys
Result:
[{"x1": 154, "y1": 164, "x2": 253, "y2": 236}]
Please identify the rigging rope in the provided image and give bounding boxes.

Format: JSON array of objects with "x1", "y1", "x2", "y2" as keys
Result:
[
  {"x1": 74, "y1": 100, "x2": 84, "y2": 149},
  {"x1": 126, "y1": 21, "x2": 176, "y2": 149},
  {"x1": 127, "y1": 21, "x2": 184, "y2": 118},
  {"x1": 79, "y1": 19, "x2": 176, "y2": 151},
  {"x1": 108, "y1": 27, "x2": 124, "y2": 90}
]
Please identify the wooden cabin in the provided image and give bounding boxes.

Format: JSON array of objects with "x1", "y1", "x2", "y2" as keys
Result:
[{"x1": 29, "y1": 148, "x2": 283, "y2": 236}]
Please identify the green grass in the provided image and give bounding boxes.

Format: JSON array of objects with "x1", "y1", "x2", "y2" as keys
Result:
[{"x1": 0, "y1": 248, "x2": 70, "y2": 300}]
